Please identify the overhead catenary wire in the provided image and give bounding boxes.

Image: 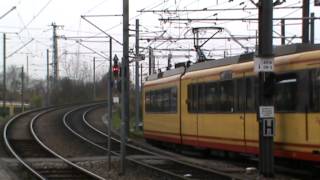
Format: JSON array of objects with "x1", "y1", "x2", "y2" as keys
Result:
[
  {"x1": 138, "y1": 6, "x2": 301, "y2": 13},
  {"x1": 79, "y1": 0, "x2": 170, "y2": 41},
  {"x1": 142, "y1": 1, "x2": 256, "y2": 57},
  {"x1": 74, "y1": 40, "x2": 109, "y2": 60},
  {"x1": 81, "y1": 16, "x2": 122, "y2": 45},
  {"x1": 18, "y1": 0, "x2": 53, "y2": 34},
  {"x1": 6, "y1": 38, "x2": 34, "y2": 59},
  {"x1": 5, "y1": 0, "x2": 315, "y2": 81},
  {"x1": 159, "y1": 17, "x2": 320, "y2": 22},
  {"x1": 83, "y1": 0, "x2": 111, "y2": 14},
  {"x1": 0, "y1": 6, "x2": 16, "y2": 20}
]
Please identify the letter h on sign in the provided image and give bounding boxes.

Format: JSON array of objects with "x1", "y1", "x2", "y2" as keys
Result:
[{"x1": 263, "y1": 118, "x2": 275, "y2": 137}]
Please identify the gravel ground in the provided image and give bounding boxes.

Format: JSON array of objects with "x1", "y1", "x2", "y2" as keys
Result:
[
  {"x1": 34, "y1": 107, "x2": 105, "y2": 157},
  {"x1": 86, "y1": 107, "x2": 108, "y2": 133},
  {"x1": 0, "y1": 117, "x2": 11, "y2": 158},
  {"x1": 75, "y1": 157, "x2": 176, "y2": 180},
  {"x1": 0, "y1": 158, "x2": 20, "y2": 180},
  {"x1": 3, "y1": 157, "x2": 175, "y2": 180}
]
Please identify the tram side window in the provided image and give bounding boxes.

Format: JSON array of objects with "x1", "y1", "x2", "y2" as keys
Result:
[
  {"x1": 198, "y1": 84, "x2": 206, "y2": 112},
  {"x1": 145, "y1": 92, "x2": 150, "y2": 112},
  {"x1": 156, "y1": 91, "x2": 162, "y2": 112},
  {"x1": 246, "y1": 78, "x2": 256, "y2": 112},
  {"x1": 150, "y1": 91, "x2": 157, "y2": 111},
  {"x1": 170, "y1": 87, "x2": 177, "y2": 112},
  {"x1": 145, "y1": 87, "x2": 177, "y2": 113},
  {"x1": 219, "y1": 80, "x2": 234, "y2": 112},
  {"x1": 234, "y1": 79, "x2": 245, "y2": 112},
  {"x1": 310, "y1": 69, "x2": 320, "y2": 112},
  {"x1": 205, "y1": 83, "x2": 219, "y2": 112},
  {"x1": 162, "y1": 89, "x2": 170, "y2": 112},
  {"x1": 188, "y1": 81, "x2": 234, "y2": 113},
  {"x1": 275, "y1": 73, "x2": 298, "y2": 112},
  {"x1": 187, "y1": 84, "x2": 197, "y2": 112}
]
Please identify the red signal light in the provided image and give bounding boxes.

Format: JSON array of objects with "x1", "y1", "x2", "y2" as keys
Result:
[
  {"x1": 113, "y1": 66, "x2": 119, "y2": 72},
  {"x1": 113, "y1": 65, "x2": 120, "y2": 78}
]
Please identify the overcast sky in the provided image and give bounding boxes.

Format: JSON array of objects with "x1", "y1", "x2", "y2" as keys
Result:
[{"x1": 0, "y1": 0, "x2": 319, "y2": 81}]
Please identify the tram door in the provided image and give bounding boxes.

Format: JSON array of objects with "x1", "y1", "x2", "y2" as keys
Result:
[
  {"x1": 234, "y1": 77, "x2": 247, "y2": 151},
  {"x1": 243, "y1": 76, "x2": 259, "y2": 152},
  {"x1": 181, "y1": 81, "x2": 200, "y2": 147}
]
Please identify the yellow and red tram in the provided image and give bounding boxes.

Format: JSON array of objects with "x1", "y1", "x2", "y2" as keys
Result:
[{"x1": 143, "y1": 44, "x2": 320, "y2": 162}]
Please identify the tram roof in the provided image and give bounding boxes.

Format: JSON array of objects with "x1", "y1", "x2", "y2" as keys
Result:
[
  {"x1": 146, "y1": 43, "x2": 320, "y2": 82},
  {"x1": 187, "y1": 43, "x2": 320, "y2": 73}
]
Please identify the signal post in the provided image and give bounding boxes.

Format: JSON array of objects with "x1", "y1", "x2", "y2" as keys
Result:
[
  {"x1": 112, "y1": 55, "x2": 120, "y2": 79},
  {"x1": 255, "y1": 0, "x2": 275, "y2": 177},
  {"x1": 107, "y1": 37, "x2": 113, "y2": 171}
]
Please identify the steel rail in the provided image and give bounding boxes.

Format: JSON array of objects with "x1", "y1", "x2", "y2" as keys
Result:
[
  {"x1": 82, "y1": 106, "x2": 244, "y2": 180},
  {"x1": 62, "y1": 103, "x2": 118, "y2": 155},
  {"x1": 3, "y1": 107, "x2": 51, "y2": 180},
  {"x1": 82, "y1": 106, "x2": 150, "y2": 154},
  {"x1": 81, "y1": 106, "x2": 195, "y2": 180},
  {"x1": 29, "y1": 103, "x2": 106, "y2": 180}
]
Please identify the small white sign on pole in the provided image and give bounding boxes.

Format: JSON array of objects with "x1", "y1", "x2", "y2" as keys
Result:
[
  {"x1": 254, "y1": 57, "x2": 274, "y2": 73},
  {"x1": 113, "y1": 96, "x2": 120, "y2": 104},
  {"x1": 134, "y1": 54, "x2": 145, "y2": 62},
  {"x1": 259, "y1": 106, "x2": 275, "y2": 118},
  {"x1": 263, "y1": 118, "x2": 275, "y2": 137}
]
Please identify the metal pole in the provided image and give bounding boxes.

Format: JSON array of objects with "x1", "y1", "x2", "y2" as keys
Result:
[
  {"x1": 257, "y1": 0, "x2": 274, "y2": 177},
  {"x1": 120, "y1": 0, "x2": 129, "y2": 174},
  {"x1": 3, "y1": 33, "x2": 6, "y2": 115},
  {"x1": 157, "y1": 60, "x2": 159, "y2": 73},
  {"x1": 46, "y1": 49, "x2": 50, "y2": 106},
  {"x1": 107, "y1": 37, "x2": 112, "y2": 171},
  {"x1": 281, "y1": 19, "x2": 285, "y2": 45},
  {"x1": 310, "y1": 12, "x2": 315, "y2": 44},
  {"x1": 140, "y1": 64, "x2": 143, "y2": 88},
  {"x1": 140, "y1": 64, "x2": 143, "y2": 121},
  {"x1": 148, "y1": 47, "x2": 152, "y2": 75},
  {"x1": 140, "y1": 63, "x2": 143, "y2": 130},
  {"x1": 135, "y1": 19, "x2": 140, "y2": 131},
  {"x1": 302, "y1": 0, "x2": 310, "y2": 43},
  {"x1": 21, "y1": 66, "x2": 24, "y2": 112},
  {"x1": 93, "y1": 57, "x2": 96, "y2": 100},
  {"x1": 52, "y1": 23, "x2": 58, "y2": 87},
  {"x1": 26, "y1": 56, "x2": 29, "y2": 89}
]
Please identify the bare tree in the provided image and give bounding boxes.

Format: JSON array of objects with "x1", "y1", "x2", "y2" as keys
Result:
[{"x1": 62, "y1": 54, "x2": 93, "y2": 82}]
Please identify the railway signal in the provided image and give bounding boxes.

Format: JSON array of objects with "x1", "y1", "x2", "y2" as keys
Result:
[
  {"x1": 112, "y1": 65, "x2": 120, "y2": 79},
  {"x1": 112, "y1": 55, "x2": 120, "y2": 79}
]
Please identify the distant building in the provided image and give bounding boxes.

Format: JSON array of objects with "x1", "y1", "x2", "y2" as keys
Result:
[{"x1": 0, "y1": 101, "x2": 30, "y2": 116}]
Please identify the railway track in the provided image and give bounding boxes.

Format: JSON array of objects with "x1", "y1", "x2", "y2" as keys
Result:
[
  {"x1": 64, "y1": 105, "x2": 246, "y2": 180},
  {"x1": 83, "y1": 106, "x2": 320, "y2": 179},
  {"x1": 3, "y1": 104, "x2": 105, "y2": 180},
  {"x1": 5, "y1": 103, "x2": 313, "y2": 179}
]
